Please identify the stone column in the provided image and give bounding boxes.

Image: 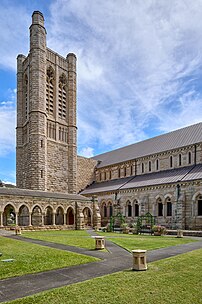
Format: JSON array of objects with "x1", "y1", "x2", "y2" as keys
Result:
[
  {"x1": 92, "y1": 196, "x2": 101, "y2": 229},
  {"x1": 76, "y1": 207, "x2": 84, "y2": 230},
  {"x1": 53, "y1": 212, "x2": 56, "y2": 226},
  {"x1": 15, "y1": 212, "x2": 19, "y2": 226},
  {"x1": 41, "y1": 213, "x2": 45, "y2": 226},
  {"x1": 28, "y1": 11, "x2": 47, "y2": 191},
  {"x1": 66, "y1": 53, "x2": 77, "y2": 194},
  {"x1": 174, "y1": 189, "x2": 185, "y2": 230},
  {"x1": 0, "y1": 212, "x2": 3, "y2": 227},
  {"x1": 16, "y1": 54, "x2": 26, "y2": 188},
  {"x1": 64, "y1": 213, "x2": 67, "y2": 225},
  {"x1": 29, "y1": 212, "x2": 32, "y2": 226}
]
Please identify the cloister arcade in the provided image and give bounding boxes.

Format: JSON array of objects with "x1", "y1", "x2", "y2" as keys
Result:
[
  {"x1": 0, "y1": 188, "x2": 101, "y2": 229},
  {"x1": 0, "y1": 203, "x2": 95, "y2": 229}
]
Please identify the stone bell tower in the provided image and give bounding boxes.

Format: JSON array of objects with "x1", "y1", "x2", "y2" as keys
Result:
[{"x1": 16, "y1": 11, "x2": 77, "y2": 193}]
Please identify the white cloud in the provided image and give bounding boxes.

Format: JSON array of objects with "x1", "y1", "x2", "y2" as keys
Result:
[
  {"x1": 0, "y1": 89, "x2": 16, "y2": 156},
  {"x1": 0, "y1": 5, "x2": 30, "y2": 70},
  {"x1": 78, "y1": 147, "x2": 94, "y2": 158},
  {"x1": 48, "y1": 0, "x2": 202, "y2": 153},
  {"x1": 1, "y1": 0, "x2": 202, "y2": 159}
]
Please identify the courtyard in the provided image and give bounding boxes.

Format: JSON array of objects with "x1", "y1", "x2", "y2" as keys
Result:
[{"x1": 0, "y1": 229, "x2": 201, "y2": 303}]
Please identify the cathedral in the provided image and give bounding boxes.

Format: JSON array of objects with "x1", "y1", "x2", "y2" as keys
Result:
[{"x1": 0, "y1": 11, "x2": 201, "y2": 231}]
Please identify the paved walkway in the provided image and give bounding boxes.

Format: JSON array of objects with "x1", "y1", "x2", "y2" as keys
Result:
[{"x1": 0, "y1": 230, "x2": 201, "y2": 303}]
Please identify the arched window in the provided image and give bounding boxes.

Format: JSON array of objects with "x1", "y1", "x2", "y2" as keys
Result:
[
  {"x1": 179, "y1": 154, "x2": 182, "y2": 166},
  {"x1": 197, "y1": 195, "x2": 202, "y2": 216},
  {"x1": 149, "y1": 161, "x2": 151, "y2": 172},
  {"x1": 102, "y1": 203, "x2": 107, "y2": 218},
  {"x1": 156, "y1": 159, "x2": 159, "y2": 170},
  {"x1": 166, "y1": 198, "x2": 172, "y2": 216},
  {"x1": 134, "y1": 203, "x2": 139, "y2": 217},
  {"x1": 109, "y1": 170, "x2": 112, "y2": 180},
  {"x1": 99, "y1": 172, "x2": 102, "y2": 181},
  {"x1": 142, "y1": 163, "x2": 144, "y2": 173},
  {"x1": 118, "y1": 168, "x2": 121, "y2": 178},
  {"x1": 130, "y1": 165, "x2": 133, "y2": 176},
  {"x1": 127, "y1": 202, "x2": 132, "y2": 217},
  {"x1": 58, "y1": 74, "x2": 67, "y2": 120},
  {"x1": 124, "y1": 167, "x2": 127, "y2": 177},
  {"x1": 108, "y1": 203, "x2": 113, "y2": 217},
  {"x1": 104, "y1": 171, "x2": 106, "y2": 180},
  {"x1": 157, "y1": 199, "x2": 163, "y2": 216},
  {"x1": 46, "y1": 67, "x2": 54, "y2": 116},
  {"x1": 188, "y1": 152, "x2": 191, "y2": 164},
  {"x1": 170, "y1": 156, "x2": 173, "y2": 168}
]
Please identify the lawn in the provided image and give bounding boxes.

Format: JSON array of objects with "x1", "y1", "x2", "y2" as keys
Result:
[
  {"x1": 0, "y1": 236, "x2": 98, "y2": 280},
  {"x1": 6, "y1": 249, "x2": 202, "y2": 304},
  {"x1": 98, "y1": 232, "x2": 196, "y2": 251},
  {"x1": 21, "y1": 230, "x2": 196, "y2": 252},
  {"x1": 22, "y1": 230, "x2": 95, "y2": 249}
]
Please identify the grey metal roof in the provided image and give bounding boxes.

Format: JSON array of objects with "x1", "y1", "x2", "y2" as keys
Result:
[
  {"x1": 81, "y1": 176, "x2": 133, "y2": 195},
  {"x1": 81, "y1": 165, "x2": 202, "y2": 195},
  {"x1": 92, "y1": 122, "x2": 202, "y2": 168},
  {"x1": 0, "y1": 187, "x2": 89, "y2": 201}
]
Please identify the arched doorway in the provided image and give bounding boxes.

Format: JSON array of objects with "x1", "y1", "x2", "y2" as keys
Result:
[
  {"x1": 3, "y1": 204, "x2": 16, "y2": 226},
  {"x1": 55, "y1": 207, "x2": 64, "y2": 225},
  {"x1": 31, "y1": 206, "x2": 42, "y2": 226},
  {"x1": 66, "y1": 207, "x2": 74, "y2": 225},
  {"x1": 44, "y1": 206, "x2": 53, "y2": 225},
  {"x1": 19, "y1": 205, "x2": 29, "y2": 226},
  {"x1": 83, "y1": 207, "x2": 91, "y2": 226}
]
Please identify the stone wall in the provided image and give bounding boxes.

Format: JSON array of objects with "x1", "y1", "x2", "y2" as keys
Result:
[
  {"x1": 77, "y1": 156, "x2": 97, "y2": 193},
  {"x1": 46, "y1": 140, "x2": 69, "y2": 193},
  {"x1": 89, "y1": 180, "x2": 202, "y2": 230},
  {"x1": 16, "y1": 12, "x2": 77, "y2": 194},
  {"x1": 95, "y1": 144, "x2": 202, "y2": 182}
]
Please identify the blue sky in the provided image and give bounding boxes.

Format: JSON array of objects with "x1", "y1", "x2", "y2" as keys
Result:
[{"x1": 1, "y1": 0, "x2": 202, "y2": 184}]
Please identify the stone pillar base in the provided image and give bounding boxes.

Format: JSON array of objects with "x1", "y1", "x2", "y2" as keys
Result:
[
  {"x1": 132, "y1": 249, "x2": 147, "y2": 271},
  {"x1": 177, "y1": 230, "x2": 183, "y2": 238},
  {"x1": 15, "y1": 227, "x2": 22, "y2": 235},
  {"x1": 93, "y1": 236, "x2": 105, "y2": 250}
]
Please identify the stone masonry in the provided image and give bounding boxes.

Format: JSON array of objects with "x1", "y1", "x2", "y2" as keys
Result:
[{"x1": 16, "y1": 11, "x2": 77, "y2": 194}]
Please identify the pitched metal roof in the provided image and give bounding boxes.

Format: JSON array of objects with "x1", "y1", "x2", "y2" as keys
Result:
[
  {"x1": 81, "y1": 164, "x2": 202, "y2": 195},
  {"x1": 0, "y1": 187, "x2": 89, "y2": 201},
  {"x1": 92, "y1": 122, "x2": 202, "y2": 168}
]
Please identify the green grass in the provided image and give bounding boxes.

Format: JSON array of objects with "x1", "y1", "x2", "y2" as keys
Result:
[
  {"x1": 98, "y1": 232, "x2": 196, "y2": 251},
  {"x1": 6, "y1": 249, "x2": 202, "y2": 304},
  {"x1": 0, "y1": 236, "x2": 98, "y2": 280},
  {"x1": 22, "y1": 230, "x2": 196, "y2": 252},
  {"x1": 22, "y1": 230, "x2": 95, "y2": 249}
]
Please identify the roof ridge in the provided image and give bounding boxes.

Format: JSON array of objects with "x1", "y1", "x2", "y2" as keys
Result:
[
  {"x1": 93, "y1": 122, "x2": 202, "y2": 159},
  {"x1": 92, "y1": 122, "x2": 202, "y2": 168}
]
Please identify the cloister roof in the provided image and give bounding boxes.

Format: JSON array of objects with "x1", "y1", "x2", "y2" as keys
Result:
[
  {"x1": 81, "y1": 164, "x2": 202, "y2": 195},
  {"x1": 0, "y1": 188, "x2": 89, "y2": 201},
  {"x1": 92, "y1": 122, "x2": 202, "y2": 168}
]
